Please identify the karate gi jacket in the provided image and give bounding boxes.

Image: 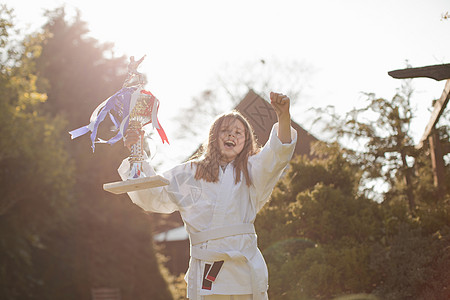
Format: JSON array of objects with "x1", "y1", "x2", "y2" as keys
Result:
[{"x1": 118, "y1": 123, "x2": 297, "y2": 299}]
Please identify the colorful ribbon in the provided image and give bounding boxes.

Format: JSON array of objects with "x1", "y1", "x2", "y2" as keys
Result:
[
  {"x1": 140, "y1": 90, "x2": 169, "y2": 145},
  {"x1": 69, "y1": 86, "x2": 169, "y2": 151}
]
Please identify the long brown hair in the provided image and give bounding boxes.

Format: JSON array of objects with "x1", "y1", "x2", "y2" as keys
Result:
[{"x1": 191, "y1": 111, "x2": 260, "y2": 186}]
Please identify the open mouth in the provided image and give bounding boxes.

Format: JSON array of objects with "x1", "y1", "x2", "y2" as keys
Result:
[{"x1": 224, "y1": 140, "x2": 236, "y2": 148}]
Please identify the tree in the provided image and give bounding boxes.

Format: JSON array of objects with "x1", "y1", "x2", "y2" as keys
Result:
[
  {"x1": 370, "y1": 224, "x2": 450, "y2": 300},
  {"x1": 313, "y1": 80, "x2": 420, "y2": 210},
  {"x1": 31, "y1": 7, "x2": 173, "y2": 300},
  {"x1": 256, "y1": 143, "x2": 383, "y2": 299},
  {"x1": 255, "y1": 78, "x2": 449, "y2": 299},
  {"x1": 0, "y1": 6, "x2": 74, "y2": 298},
  {"x1": 35, "y1": 6, "x2": 130, "y2": 197},
  {"x1": 256, "y1": 140, "x2": 449, "y2": 300},
  {"x1": 0, "y1": 6, "x2": 173, "y2": 299},
  {"x1": 174, "y1": 58, "x2": 314, "y2": 144}
]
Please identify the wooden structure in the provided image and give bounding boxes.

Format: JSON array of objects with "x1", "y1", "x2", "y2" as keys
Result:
[
  {"x1": 235, "y1": 90, "x2": 318, "y2": 156},
  {"x1": 389, "y1": 63, "x2": 450, "y2": 199},
  {"x1": 388, "y1": 63, "x2": 450, "y2": 81}
]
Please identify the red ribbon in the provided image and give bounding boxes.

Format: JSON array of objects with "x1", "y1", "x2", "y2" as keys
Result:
[{"x1": 141, "y1": 89, "x2": 169, "y2": 144}]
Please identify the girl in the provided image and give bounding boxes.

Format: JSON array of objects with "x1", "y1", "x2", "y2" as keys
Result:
[{"x1": 120, "y1": 92, "x2": 297, "y2": 300}]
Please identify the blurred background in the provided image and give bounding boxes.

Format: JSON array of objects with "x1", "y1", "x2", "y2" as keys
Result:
[{"x1": 0, "y1": 1, "x2": 449, "y2": 299}]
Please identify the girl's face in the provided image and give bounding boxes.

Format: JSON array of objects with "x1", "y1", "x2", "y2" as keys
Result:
[{"x1": 218, "y1": 118, "x2": 246, "y2": 164}]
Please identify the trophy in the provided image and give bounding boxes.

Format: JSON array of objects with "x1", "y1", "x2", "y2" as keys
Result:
[{"x1": 69, "y1": 55, "x2": 169, "y2": 194}]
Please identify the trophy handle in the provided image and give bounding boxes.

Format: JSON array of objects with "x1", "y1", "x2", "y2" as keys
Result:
[{"x1": 128, "y1": 120, "x2": 145, "y2": 180}]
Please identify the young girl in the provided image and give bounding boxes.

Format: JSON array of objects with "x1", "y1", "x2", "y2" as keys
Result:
[{"x1": 120, "y1": 92, "x2": 297, "y2": 300}]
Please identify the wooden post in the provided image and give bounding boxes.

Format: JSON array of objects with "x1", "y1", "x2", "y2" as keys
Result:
[
  {"x1": 416, "y1": 79, "x2": 450, "y2": 199},
  {"x1": 429, "y1": 130, "x2": 446, "y2": 199},
  {"x1": 388, "y1": 66, "x2": 450, "y2": 201},
  {"x1": 400, "y1": 151, "x2": 416, "y2": 211},
  {"x1": 417, "y1": 79, "x2": 450, "y2": 148}
]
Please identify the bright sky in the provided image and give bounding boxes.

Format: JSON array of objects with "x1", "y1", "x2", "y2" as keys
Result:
[{"x1": 5, "y1": 0, "x2": 450, "y2": 168}]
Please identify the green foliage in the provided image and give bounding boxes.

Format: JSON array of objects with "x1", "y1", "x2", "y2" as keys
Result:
[
  {"x1": 0, "y1": 7, "x2": 74, "y2": 299},
  {"x1": 313, "y1": 80, "x2": 419, "y2": 209},
  {"x1": 157, "y1": 252, "x2": 188, "y2": 300},
  {"x1": 37, "y1": 6, "x2": 126, "y2": 127},
  {"x1": 256, "y1": 78, "x2": 449, "y2": 299},
  {"x1": 256, "y1": 143, "x2": 382, "y2": 299},
  {"x1": 292, "y1": 184, "x2": 381, "y2": 245},
  {"x1": 30, "y1": 6, "x2": 172, "y2": 300},
  {"x1": 0, "y1": 5, "x2": 18, "y2": 67},
  {"x1": 370, "y1": 224, "x2": 450, "y2": 300},
  {"x1": 0, "y1": 5, "x2": 173, "y2": 300}
]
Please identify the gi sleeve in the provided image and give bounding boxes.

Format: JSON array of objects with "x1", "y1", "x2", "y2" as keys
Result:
[
  {"x1": 118, "y1": 158, "x2": 179, "y2": 214},
  {"x1": 249, "y1": 122, "x2": 297, "y2": 211}
]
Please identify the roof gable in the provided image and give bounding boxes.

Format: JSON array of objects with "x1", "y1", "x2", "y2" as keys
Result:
[{"x1": 235, "y1": 90, "x2": 318, "y2": 157}]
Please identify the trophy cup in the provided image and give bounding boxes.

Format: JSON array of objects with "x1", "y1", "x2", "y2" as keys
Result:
[
  {"x1": 102, "y1": 91, "x2": 169, "y2": 194},
  {"x1": 69, "y1": 55, "x2": 169, "y2": 194}
]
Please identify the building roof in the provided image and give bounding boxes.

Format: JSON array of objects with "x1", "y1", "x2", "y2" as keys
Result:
[
  {"x1": 235, "y1": 90, "x2": 318, "y2": 157},
  {"x1": 388, "y1": 63, "x2": 450, "y2": 81},
  {"x1": 154, "y1": 226, "x2": 189, "y2": 242}
]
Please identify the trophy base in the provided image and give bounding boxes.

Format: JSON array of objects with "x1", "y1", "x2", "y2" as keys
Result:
[{"x1": 103, "y1": 175, "x2": 169, "y2": 194}]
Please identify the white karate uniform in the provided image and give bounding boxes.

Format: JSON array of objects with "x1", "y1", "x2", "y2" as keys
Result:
[{"x1": 118, "y1": 123, "x2": 297, "y2": 300}]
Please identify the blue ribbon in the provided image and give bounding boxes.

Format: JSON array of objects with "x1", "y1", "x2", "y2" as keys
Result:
[{"x1": 69, "y1": 86, "x2": 138, "y2": 151}]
